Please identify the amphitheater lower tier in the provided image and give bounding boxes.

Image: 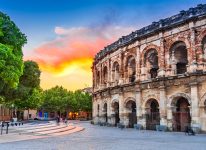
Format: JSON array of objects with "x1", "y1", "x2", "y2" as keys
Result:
[{"x1": 92, "y1": 73, "x2": 206, "y2": 132}]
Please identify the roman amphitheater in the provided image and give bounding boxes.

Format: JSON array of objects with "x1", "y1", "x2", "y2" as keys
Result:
[{"x1": 92, "y1": 4, "x2": 206, "y2": 132}]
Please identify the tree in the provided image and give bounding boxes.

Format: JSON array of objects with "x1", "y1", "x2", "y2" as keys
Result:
[
  {"x1": 73, "y1": 90, "x2": 92, "y2": 112},
  {"x1": 42, "y1": 86, "x2": 71, "y2": 113},
  {"x1": 0, "y1": 12, "x2": 27, "y2": 99},
  {"x1": 10, "y1": 61, "x2": 42, "y2": 119}
]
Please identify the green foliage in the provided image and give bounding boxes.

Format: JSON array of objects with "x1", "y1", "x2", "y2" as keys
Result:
[
  {"x1": 19, "y1": 61, "x2": 41, "y2": 88},
  {"x1": 0, "y1": 12, "x2": 27, "y2": 51},
  {"x1": 42, "y1": 86, "x2": 72, "y2": 112},
  {"x1": 0, "y1": 11, "x2": 26, "y2": 95},
  {"x1": 41, "y1": 87, "x2": 92, "y2": 113},
  {"x1": 7, "y1": 61, "x2": 42, "y2": 111},
  {"x1": 0, "y1": 43, "x2": 23, "y2": 88},
  {"x1": 73, "y1": 90, "x2": 92, "y2": 112}
]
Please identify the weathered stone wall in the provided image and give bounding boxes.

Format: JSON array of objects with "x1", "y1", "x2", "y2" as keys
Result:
[{"x1": 92, "y1": 5, "x2": 206, "y2": 131}]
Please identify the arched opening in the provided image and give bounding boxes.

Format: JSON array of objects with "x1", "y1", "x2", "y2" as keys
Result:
[
  {"x1": 172, "y1": 97, "x2": 191, "y2": 132},
  {"x1": 96, "y1": 71, "x2": 100, "y2": 87},
  {"x1": 145, "y1": 99, "x2": 160, "y2": 130},
  {"x1": 144, "y1": 49, "x2": 159, "y2": 78},
  {"x1": 112, "y1": 102, "x2": 120, "y2": 126},
  {"x1": 103, "y1": 103, "x2": 108, "y2": 123},
  {"x1": 170, "y1": 41, "x2": 188, "y2": 74},
  {"x1": 126, "y1": 56, "x2": 136, "y2": 83},
  {"x1": 202, "y1": 36, "x2": 206, "y2": 61},
  {"x1": 112, "y1": 62, "x2": 120, "y2": 84},
  {"x1": 126, "y1": 100, "x2": 136, "y2": 127},
  {"x1": 103, "y1": 66, "x2": 108, "y2": 86}
]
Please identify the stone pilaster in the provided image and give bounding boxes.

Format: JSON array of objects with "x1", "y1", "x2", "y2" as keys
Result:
[
  {"x1": 119, "y1": 90, "x2": 124, "y2": 124},
  {"x1": 190, "y1": 82, "x2": 200, "y2": 125},
  {"x1": 158, "y1": 36, "x2": 166, "y2": 77},
  {"x1": 136, "y1": 45, "x2": 141, "y2": 81},
  {"x1": 138, "y1": 107, "x2": 146, "y2": 129},
  {"x1": 159, "y1": 86, "x2": 167, "y2": 126},
  {"x1": 166, "y1": 106, "x2": 174, "y2": 131},
  {"x1": 135, "y1": 87, "x2": 142, "y2": 122}
]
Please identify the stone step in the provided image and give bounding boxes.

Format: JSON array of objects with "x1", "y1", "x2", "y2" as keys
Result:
[
  {"x1": 9, "y1": 125, "x2": 67, "y2": 134},
  {"x1": 36, "y1": 126, "x2": 76, "y2": 135},
  {"x1": 51, "y1": 126, "x2": 84, "y2": 136}
]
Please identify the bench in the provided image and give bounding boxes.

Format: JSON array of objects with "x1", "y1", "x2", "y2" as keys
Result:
[
  {"x1": 134, "y1": 124, "x2": 143, "y2": 130},
  {"x1": 156, "y1": 125, "x2": 167, "y2": 131}
]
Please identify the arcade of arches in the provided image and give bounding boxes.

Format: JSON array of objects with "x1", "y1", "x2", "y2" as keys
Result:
[{"x1": 93, "y1": 5, "x2": 206, "y2": 132}]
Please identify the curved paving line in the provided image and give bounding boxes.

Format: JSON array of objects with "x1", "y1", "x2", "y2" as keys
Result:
[
  {"x1": 8, "y1": 125, "x2": 57, "y2": 133},
  {"x1": 24, "y1": 125, "x2": 68, "y2": 133},
  {"x1": 37, "y1": 126, "x2": 76, "y2": 136}
]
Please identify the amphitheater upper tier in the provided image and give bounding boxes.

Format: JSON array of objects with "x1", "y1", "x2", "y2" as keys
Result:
[{"x1": 92, "y1": 4, "x2": 206, "y2": 132}]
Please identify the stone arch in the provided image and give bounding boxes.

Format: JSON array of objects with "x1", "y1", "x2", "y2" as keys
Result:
[
  {"x1": 144, "y1": 98, "x2": 160, "y2": 130},
  {"x1": 200, "y1": 93, "x2": 206, "y2": 106},
  {"x1": 110, "y1": 99, "x2": 120, "y2": 126},
  {"x1": 169, "y1": 41, "x2": 188, "y2": 74},
  {"x1": 124, "y1": 97, "x2": 136, "y2": 127},
  {"x1": 96, "y1": 70, "x2": 100, "y2": 87},
  {"x1": 124, "y1": 97, "x2": 136, "y2": 107},
  {"x1": 125, "y1": 55, "x2": 136, "y2": 82},
  {"x1": 165, "y1": 37, "x2": 191, "y2": 68},
  {"x1": 112, "y1": 61, "x2": 120, "y2": 83},
  {"x1": 144, "y1": 98, "x2": 160, "y2": 109},
  {"x1": 168, "y1": 93, "x2": 191, "y2": 107},
  {"x1": 111, "y1": 99, "x2": 119, "y2": 107},
  {"x1": 201, "y1": 35, "x2": 206, "y2": 61},
  {"x1": 102, "y1": 66, "x2": 108, "y2": 85},
  {"x1": 142, "y1": 95, "x2": 160, "y2": 108},
  {"x1": 197, "y1": 29, "x2": 206, "y2": 45},
  {"x1": 168, "y1": 93, "x2": 191, "y2": 131},
  {"x1": 166, "y1": 37, "x2": 191, "y2": 51},
  {"x1": 141, "y1": 44, "x2": 160, "y2": 66}
]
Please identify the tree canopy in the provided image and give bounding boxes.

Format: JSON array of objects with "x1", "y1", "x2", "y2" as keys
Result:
[
  {"x1": 13, "y1": 61, "x2": 42, "y2": 110},
  {"x1": 0, "y1": 12, "x2": 27, "y2": 94},
  {"x1": 41, "y1": 86, "x2": 92, "y2": 113}
]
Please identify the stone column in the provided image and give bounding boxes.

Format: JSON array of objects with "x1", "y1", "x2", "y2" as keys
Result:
[
  {"x1": 107, "y1": 59, "x2": 111, "y2": 87},
  {"x1": 171, "y1": 51, "x2": 176, "y2": 75},
  {"x1": 135, "y1": 87, "x2": 142, "y2": 123},
  {"x1": 119, "y1": 90, "x2": 124, "y2": 124},
  {"x1": 93, "y1": 100, "x2": 99, "y2": 124},
  {"x1": 107, "y1": 98, "x2": 112, "y2": 124},
  {"x1": 189, "y1": 26, "x2": 198, "y2": 73},
  {"x1": 109, "y1": 103, "x2": 116, "y2": 126},
  {"x1": 158, "y1": 37, "x2": 166, "y2": 77},
  {"x1": 123, "y1": 109, "x2": 129, "y2": 127},
  {"x1": 159, "y1": 86, "x2": 167, "y2": 126},
  {"x1": 139, "y1": 106, "x2": 147, "y2": 129},
  {"x1": 190, "y1": 82, "x2": 200, "y2": 125},
  {"x1": 136, "y1": 45, "x2": 141, "y2": 81},
  {"x1": 166, "y1": 106, "x2": 174, "y2": 131},
  {"x1": 118, "y1": 52, "x2": 124, "y2": 85}
]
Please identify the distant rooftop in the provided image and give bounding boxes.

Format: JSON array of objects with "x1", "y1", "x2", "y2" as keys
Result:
[{"x1": 94, "y1": 4, "x2": 206, "y2": 62}]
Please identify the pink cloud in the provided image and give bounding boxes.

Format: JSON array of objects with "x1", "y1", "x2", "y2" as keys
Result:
[{"x1": 24, "y1": 25, "x2": 135, "y2": 74}]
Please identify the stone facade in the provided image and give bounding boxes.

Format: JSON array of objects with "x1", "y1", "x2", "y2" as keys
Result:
[{"x1": 92, "y1": 4, "x2": 206, "y2": 132}]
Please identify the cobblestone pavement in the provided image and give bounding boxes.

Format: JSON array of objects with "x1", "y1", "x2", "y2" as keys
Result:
[{"x1": 0, "y1": 122, "x2": 206, "y2": 150}]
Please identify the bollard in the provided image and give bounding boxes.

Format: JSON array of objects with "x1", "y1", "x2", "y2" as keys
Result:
[
  {"x1": 6, "y1": 123, "x2": 9, "y2": 134},
  {"x1": 1, "y1": 123, "x2": 3, "y2": 135}
]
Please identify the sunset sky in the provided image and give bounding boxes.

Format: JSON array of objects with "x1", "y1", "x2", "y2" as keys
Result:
[{"x1": 0, "y1": 0, "x2": 205, "y2": 90}]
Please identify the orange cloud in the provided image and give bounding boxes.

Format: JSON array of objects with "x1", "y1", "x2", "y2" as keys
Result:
[{"x1": 24, "y1": 25, "x2": 134, "y2": 90}]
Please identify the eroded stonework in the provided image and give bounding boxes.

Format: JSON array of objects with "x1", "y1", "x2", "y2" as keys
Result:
[{"x1": 92, "y1": 4, "x2": 206, "y2": 132}]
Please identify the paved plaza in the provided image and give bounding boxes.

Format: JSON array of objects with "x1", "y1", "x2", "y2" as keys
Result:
[{"x1": 0, "y1": 121, "x2": 206, "y2": 150}]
